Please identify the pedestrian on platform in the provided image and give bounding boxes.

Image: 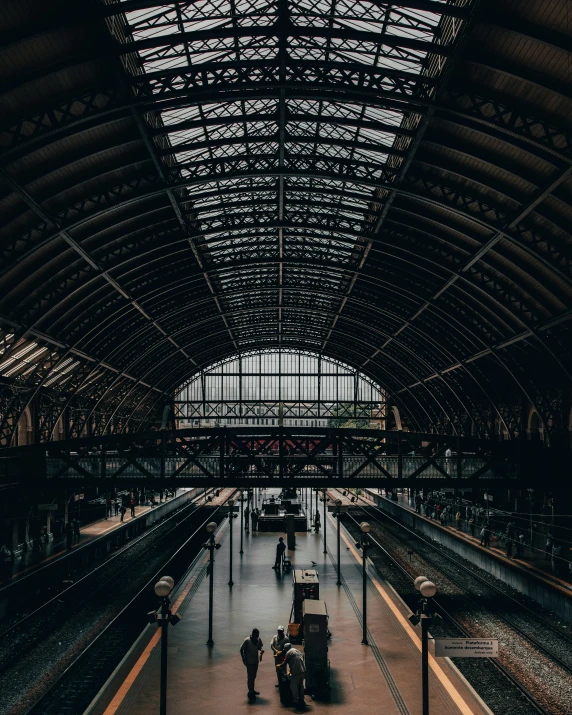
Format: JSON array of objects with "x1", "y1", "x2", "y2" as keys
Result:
[
  {"x1": 65, "y1": 521, "x2": 73, "y2": 550},
  {"x1": 314, "y1": 510, "x2": 321, "y2": 533},
  {"x1": 545, "y1": 531, "x2": 553, "y2": 560},
  {"x1": 456, "y1": 511, "x2": 462, "y2": 530},
  {"x1": 245, "y1": 503, "x2": 250, "y2": 533},
  {"x1": 130, "y1": 499, "x2": 135, "y2": 518},
  {"x1": 280, "y1": 643, "x2": 306, "y2": 710},
  {"x1": 73, "y1": 518, "x2": 80, "y2": 544},
  {"x1": 251, "y1": 508, "x2": 259, "y2": 532},
  {"x1": 273, "y1": 537, "x2": 287, "y2": 570},
  {"x1": 114, "y1": 499, "x2": 119, "y2": 516},
  {"x1": 240, "y1": 628, "x2": 264, "y2": 701},
  {"x1": 483, "y1": 525, "x2": 491, "y2": 548},
  {"x1": 517, "y1": 532, "x2": 525, "y2": 558},
  {"x1": 414, "y1": 494, "x2": 422, "y2": 513},
  {"x1": 120, "y1": 504, "x2": 127, "y2": 522},
  {"x1": 270, "y1": 626, "x2": 287, "y2": 685}
]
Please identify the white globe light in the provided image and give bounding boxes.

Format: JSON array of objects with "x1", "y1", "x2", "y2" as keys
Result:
[
  {"x1": 414, "y1": 576, "x2": 429, "y2": 591},
  {"x1": 159, "y1": 575, "x2": 174, "y2": 590},
  {"x1": 360, "y1": 521, "x2": 371, "y2": 533},
  {"x1": 154, "y1": 580, "x2": 172, "y2": 598},
  {"x1": 206, "y1": 521, "x2": 217, "y2": 533},
  {"x1": 420, "y1": 581, "x2": 437, "y2": 598}
]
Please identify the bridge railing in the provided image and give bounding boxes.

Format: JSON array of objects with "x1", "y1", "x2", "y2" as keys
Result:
[{"x1": 44, "y1": 454, "x2": 515, "y2": 482}]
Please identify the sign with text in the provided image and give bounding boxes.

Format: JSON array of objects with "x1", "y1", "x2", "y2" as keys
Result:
[{"x1": 435, "y1": 639, "x2": 498, "y2": 658}]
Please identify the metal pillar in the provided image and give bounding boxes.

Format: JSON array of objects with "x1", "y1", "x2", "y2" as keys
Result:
[
  {"x1": 207, "y1": 532, "x2": 215, "y2": 646},
  {"x1": 361, "y1": 539, "x2": 368, "y2": 645},
  {"x1": 160, "y1": 598, "x2": 169, "y2": 715},
  {"x1": 240, "y1": 492, "x2": 244, "y2": 555},
  {"x1": 228, "y1": 503, "x2": 234, "y2": 587},
  {"x1": 336, "y1": 502, "x2": 342, "y2": 586},
  {"x1": 323, "y1": 490, "x2": 327, "y2": 554},
  {"x1": 422, "y1": 615, "x2": 429, "y2": 715}
]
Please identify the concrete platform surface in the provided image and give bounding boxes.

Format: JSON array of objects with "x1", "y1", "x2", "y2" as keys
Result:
[{"x1": 88, "y1": 489, "x2": 490, "y2": 715}]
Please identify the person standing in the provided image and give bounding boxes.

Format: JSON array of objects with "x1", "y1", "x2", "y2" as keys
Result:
[
  {"x1": 130, "y1": 498, "x2": 135, "y2": 518},
  {"x1": 120, "y1": 504, "x2": 127, "y2": 522},
  {"x1": 114, "y1": 498, "x2": 119, "y2": 516},
  {"x1": 73, "y1": 518, "x2": 80, "y2": 544},
  {"x1": 281, "y1": 643, "x2": 306, "y2": 710},
  {"x1": 456, "y1": 510, "x2": 462, "y2": 531},
  {"x1": 65, "y1": 521, "x2": 73, "y2": 550},
  {"x1": 273, "y1": 537, "x2": 286, "y2": 570},
  {"x1": 240, "y1": 628, "x2": 264, "y2": 701},
  {"x1": 251, "y1": 508, "x2": 259, "y2": 533},
  {"x1": 314, "y1": 510, "x2": 321, "y2": 533},
  {"x1": 270, "y1": 626, "x2": 287, "y2": 685}
]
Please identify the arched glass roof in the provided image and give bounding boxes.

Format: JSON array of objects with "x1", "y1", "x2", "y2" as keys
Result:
[{"x1": 0, "y1": 0, "x2": 571, "y2": 443}]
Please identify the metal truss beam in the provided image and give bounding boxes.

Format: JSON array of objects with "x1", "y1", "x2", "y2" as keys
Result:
[{"x1": 1, "y1": 427, "x2": 528, "y2": 489}]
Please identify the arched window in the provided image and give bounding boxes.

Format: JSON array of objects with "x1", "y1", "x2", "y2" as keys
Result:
[{"x1": 175, "y1": 349, "x2": 386, "y2": 428}]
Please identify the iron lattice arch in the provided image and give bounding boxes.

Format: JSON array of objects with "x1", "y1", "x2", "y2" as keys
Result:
[
  {"x1": 174, "y1": 348, "x2": 387, "y2": 426},
  {"x1": 0, "y1": 0, "x2": 571, "y2": 447}
]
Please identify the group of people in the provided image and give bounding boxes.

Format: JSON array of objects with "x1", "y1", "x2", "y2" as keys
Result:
[
  {"x1": 244, "y1": 504, "x2": 261, "y2": 532},
  {"x1": 240, "y1": 626, "x2": 306, "y2": 708}
]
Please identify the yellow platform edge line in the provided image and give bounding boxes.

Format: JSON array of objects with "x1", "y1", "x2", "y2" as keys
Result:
[{"x1": 334, "y1": 515, "x2": 476, "y2": 715}]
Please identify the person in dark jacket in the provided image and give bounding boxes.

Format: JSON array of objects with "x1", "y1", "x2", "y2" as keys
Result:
[
  {"x1": 240, "y1": 628, "x2": 264, "y2": 700},
  {"x1": 273, "y1": 537, "x2": 286, "y2": 569}
]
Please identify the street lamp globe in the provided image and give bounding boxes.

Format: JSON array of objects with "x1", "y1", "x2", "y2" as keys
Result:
[
  {"x1": 159, "y1": 575, "x2": 175, "y2": 590},
  {"x1": 154, "y1": 580, "x2": 172, "y2": 598},
  {"x1": 360, "y1": 521, "x2": 371, "y2": 534},
  {"x1": 206, "y1": 521, "x2": 217, "y2": 533},
  {"x1": 420, "y1": 581, "x2": 437, "y2": 598},
  {"x1": 414, "y1": 575, "x2": 429, "y2": 591}
]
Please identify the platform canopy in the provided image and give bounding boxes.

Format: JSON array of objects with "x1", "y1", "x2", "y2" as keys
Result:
[{"x1": 0, "y1": 0, "x2": 571, "y2": 445}]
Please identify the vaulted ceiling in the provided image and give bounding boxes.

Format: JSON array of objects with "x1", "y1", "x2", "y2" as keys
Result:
[{"x1": 0, "y1": 0, "x2": 571, "y2": 441}]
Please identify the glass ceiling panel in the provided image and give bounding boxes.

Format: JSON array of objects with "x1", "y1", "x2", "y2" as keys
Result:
[{"x1": 119, "y1": 0, "x2": 461, "y2": 354}]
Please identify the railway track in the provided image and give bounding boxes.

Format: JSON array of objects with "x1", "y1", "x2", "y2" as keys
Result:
[
  {"x1": 330, "y1": 488, "x2": 572, "y2": 715},
  {"x1": 0, "y1": 488, "x2": 235, "y2": 715}
]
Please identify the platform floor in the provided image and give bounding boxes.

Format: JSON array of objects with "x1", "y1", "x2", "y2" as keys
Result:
[
  {"x1": 0, "y1": 489, "x2": 194, "y2": 585},
  {"x1": 365, "y1": 489, "x2": 572, "y2": 592},
  {"x1": 89, "y1": 489, "x2": 490, "y2": 715}
]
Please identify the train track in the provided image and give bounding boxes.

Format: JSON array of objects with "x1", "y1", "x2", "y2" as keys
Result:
[
  {"x1": 330, "y1": 489, "x2": 572, "y2": 715},
  {"x1": 0, "y1": 488, "x2": 235, "y2": 715}
]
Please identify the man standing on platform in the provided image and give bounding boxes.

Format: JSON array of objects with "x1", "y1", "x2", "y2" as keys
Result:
[
  {"x1": 273, "y1": 536, "x2": 286, "y2": 569},
  {"x1": 240, "y1": 628, "x2": 264, "y2": 701},
  {"x1": 270, "y1": 626, "x2": 287, "y2": 685}
]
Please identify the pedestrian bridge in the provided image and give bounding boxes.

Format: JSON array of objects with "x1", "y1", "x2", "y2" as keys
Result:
[{"x1": 0, "y1": 427, "x2": 534, "y2": 488}]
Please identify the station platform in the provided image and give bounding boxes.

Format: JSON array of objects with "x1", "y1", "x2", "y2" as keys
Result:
[
  {"x1": 87, "y1": 489, "x2": 491, "y2": 715},
  {"x1": 364, "y1": 489, "x2": 572, "y2": 594},
  {"x1": 0, "y1": 489, "x2": 195, "y2": 586}
]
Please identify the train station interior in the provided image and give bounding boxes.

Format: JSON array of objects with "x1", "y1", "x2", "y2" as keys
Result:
[{"x1": 0, "y1": 1, "x2": 571, "y2": 714}]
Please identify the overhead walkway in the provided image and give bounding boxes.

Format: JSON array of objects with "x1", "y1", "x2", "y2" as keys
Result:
[{"x1": 86, "y1": 489, "x2": 490, "y2": 715}]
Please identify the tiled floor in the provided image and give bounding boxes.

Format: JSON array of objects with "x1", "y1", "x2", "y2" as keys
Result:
[{"x1": 90, "y1": 489, "x2": 490, "y2": 715}]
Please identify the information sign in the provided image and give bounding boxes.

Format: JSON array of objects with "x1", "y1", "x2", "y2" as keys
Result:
[{"x1": 434, "y1": 638, "x2": 498, "y2": 658}]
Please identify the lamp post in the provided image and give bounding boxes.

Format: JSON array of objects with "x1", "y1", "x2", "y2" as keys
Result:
[
  {"x1": 357, "y1": 521, "x2": 371, "y2": 645},
  {"x1": 228, "y1": 499, "x2": 235, "y2": 587},
  {"x1": 411, "y1": 576, "x2": 438, "y2": 715},
  {"x1": 150, "y1": 576, "x2": 181, "y2": 715},
  {"x1": 203, "y1": 522, "x2": 221, "y2": 646},
  {"x1": 309, "y1": 487, "x2": 313, "y2": 527},
  {"x1": 335, "y1": 499, "x2": 342, "y2": 585},
  {"x1": 322, "y1": 489, "x2": 328, "y2": 553},
  {"x1": 239, "y1": 490, "x2": 244, "y2": 555}
]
